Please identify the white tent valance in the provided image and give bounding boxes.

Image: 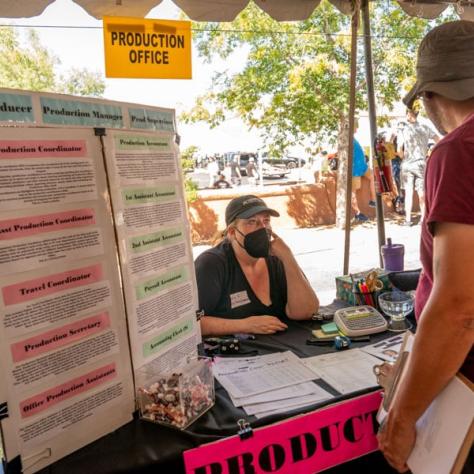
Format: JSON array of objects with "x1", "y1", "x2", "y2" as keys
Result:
[{"x1": 1, "y1": 0, "x2": 473, "y2": 21}]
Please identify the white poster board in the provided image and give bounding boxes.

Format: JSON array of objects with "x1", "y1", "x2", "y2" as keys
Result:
[
  {"x1": 102, "y1": 130, "x2": 199, "y2": 371},
  {"x1": 0, "y1": 88, "x2": 200, "y2": 473}
]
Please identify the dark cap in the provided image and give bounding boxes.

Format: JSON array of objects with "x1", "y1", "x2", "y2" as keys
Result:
[
  {"x1": 404, "y1": 21, "x2": 474, "y2": 108},
  {"x1": 225, "y1": 195, "x2": 279, "y2": 226}
]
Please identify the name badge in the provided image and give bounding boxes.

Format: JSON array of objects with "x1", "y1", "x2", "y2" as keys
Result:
[{"x1": 230, "y1": 290, "x2": 251, "y2": 309}]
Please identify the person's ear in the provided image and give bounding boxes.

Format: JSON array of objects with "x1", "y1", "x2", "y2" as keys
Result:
[{"x1": 226, "y1": 225, "x2": 235, "y2": 239}]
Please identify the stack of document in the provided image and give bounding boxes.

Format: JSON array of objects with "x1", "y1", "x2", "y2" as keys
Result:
[
  {"x1": 213, "y1": 351, "x2": 333, "y2": 418},
  {"x1": 302, "y1": 349, "x2": 381, "y2": 394}
]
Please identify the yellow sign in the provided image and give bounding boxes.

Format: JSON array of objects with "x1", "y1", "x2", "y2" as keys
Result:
[{"x1": 103, "y1": 17, "x2": 192, "y2": 79}]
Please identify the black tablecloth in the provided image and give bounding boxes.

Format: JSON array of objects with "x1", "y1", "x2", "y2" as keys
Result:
[{"x1": 31, "y1": 318, "x2": 403, "y2": 474}]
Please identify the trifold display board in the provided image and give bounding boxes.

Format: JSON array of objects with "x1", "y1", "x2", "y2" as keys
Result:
[{"x1": 0, "y1": 88, "x2": 200, "y2": 473}]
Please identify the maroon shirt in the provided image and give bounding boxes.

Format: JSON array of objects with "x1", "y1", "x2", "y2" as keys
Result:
[{"x1": 416, "y1": 113, "x2": 474, "y2": 381}]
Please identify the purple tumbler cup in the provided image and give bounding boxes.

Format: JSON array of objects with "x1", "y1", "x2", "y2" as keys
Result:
[{"x1": 381, "y1": 238, "x2": 404, "y2": 271}]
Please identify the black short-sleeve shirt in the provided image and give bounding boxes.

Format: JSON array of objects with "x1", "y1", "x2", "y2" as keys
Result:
[{"x1": 194, "y1": 240, "x2": 288, "y2": 319}]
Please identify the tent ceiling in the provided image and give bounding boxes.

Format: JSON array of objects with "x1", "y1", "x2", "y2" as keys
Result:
[{"x1": 0, "y1": 0, "x2": 473, "y2": 21}]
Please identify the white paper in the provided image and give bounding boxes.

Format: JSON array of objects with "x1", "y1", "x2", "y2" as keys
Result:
[
  {"x1": 254, "y1": 398, "x2": 328, "y2": 419},
  {"x1": 303, "y1": 349, "x2": 380, "y2": 394},
  {"x1": 213, "y1": 351, "x2": 318, "y2": 398},
  {"x1": 243, "y1": 388, "x2": 332, "y2": 415},
  {"x1": 360, "y1": 335, "x2": 405, "y2": 363},
  {"x1": 230, "y1": 381, "x2": 322, "y2": 407},
  {"x1": 408, "y1": 376, "x2": 474, "y2": 474}
]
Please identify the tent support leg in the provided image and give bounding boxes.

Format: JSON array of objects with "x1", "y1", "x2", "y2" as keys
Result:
[
  {"x1": 343, "y1": 3, "x2": 360, "y2": 275},
  {"x1": 362, "y1": 0, "x2": 386, "y2": 267}
]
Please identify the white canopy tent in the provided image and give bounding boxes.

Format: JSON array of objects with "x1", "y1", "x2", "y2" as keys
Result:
[
  {"x1": 0, "y1": 0, "x2": 471, "y2": 273},
  {"x1": 1, "y1": 0, "x2": 474, "y2": 21}
]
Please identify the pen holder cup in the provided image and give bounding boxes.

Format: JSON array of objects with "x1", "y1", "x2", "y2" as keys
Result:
[{"x1": 353, "y1": 289, "x2": 380, "y2": 311}]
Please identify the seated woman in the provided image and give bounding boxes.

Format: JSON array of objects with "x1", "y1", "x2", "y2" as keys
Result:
[{"x1": 195, "y1": 195, "x2": 319, "y2": 336}]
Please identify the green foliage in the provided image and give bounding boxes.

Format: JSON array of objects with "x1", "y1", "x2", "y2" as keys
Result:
[
  {"x1": 181, "y1": 145, "x2": 199, "y2": 171},
  {"x1": 180, "y1": 145, "x2": 200, "y2": 202},
  {"x1": 184, "y1": 178, "x2": 199, "y2": 203},
  {"x1": 0, "y1": 26, "x2": 104, "y2": 96},
  {"x1": 58, "y1": 68, "x2": 105, "y2": 97},
  {"x1": 182, "y1": 1, "x2": 453, "y2": 154}
]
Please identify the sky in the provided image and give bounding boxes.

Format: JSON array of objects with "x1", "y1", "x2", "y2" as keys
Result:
[{"x1": 1, "y1": 0, "x2": 410, "y2": 155}]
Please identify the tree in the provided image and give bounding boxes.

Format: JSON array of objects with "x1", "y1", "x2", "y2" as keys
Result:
[
  {"x1": 181, "y1": 1, "x2": 450, "y2": 155},
  {"x1": 180, "y1": 145, "x2": 200, "y2": 202},
  {"x1": 0, "y1": 26, "x2": 104, "y2": 96}
]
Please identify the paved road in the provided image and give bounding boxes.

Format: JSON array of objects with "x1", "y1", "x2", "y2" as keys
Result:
[{"x1": 192, "y1": 218, "x2": 422, "y2": 305}]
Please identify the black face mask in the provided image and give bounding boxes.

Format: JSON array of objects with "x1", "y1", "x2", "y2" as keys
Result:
[{"x1": 235, "y1": 227, "x2": 270, "y2": 258}]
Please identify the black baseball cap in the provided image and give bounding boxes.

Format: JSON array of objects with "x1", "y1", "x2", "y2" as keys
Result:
[{"x1": 225, "y1": 195, "x2": 279, "y2": 226}]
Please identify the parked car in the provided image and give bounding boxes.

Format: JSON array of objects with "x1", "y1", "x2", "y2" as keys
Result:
[
  {"x1": 259, "y1": 153, "x2": 306, "y2": 169},
  {"x1": 261, "y1": 162, "x2": 290, "y2": 179}
]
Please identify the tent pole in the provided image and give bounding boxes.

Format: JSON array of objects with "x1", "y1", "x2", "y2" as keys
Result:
[
  {"x1": 343, "y1": 3, "x2": 360, "y2": 275},
  {"x1": 362, "y1": 0, "x2": 386, "y2": 266}
]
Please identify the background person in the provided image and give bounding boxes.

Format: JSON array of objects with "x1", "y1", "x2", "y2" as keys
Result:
[
  {"x1": 213, "y1": 173, "x2": 232, "y2": 189},
  {"x1": 397, "y1": 108, "x2": 439, "y2": 226},
  {"x1": 245, "y1": 156, "x2": 259, "y2": 185},
  {"x1": 194, "y1": 195, "x2": 319, "y2": 336},
  {"x1": 207, "y1": 157, "x2": 219, "y2": 188},
  {"x1": 230, "y1": 155, "x2": 242, "y2": 185},
  {"x1": 352, "y1": 136, "x2": 376, "y2": 222},
  {"x1": 378, "y1": 21, "x2": 474, "y2": 473}
]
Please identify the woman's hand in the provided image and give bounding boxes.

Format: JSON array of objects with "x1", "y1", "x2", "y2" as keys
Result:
[
  {"x1": 243, "y1": 315, "x2": 288, "y2": 334},
  {"x1": 269, "y1": 231, "x2": 292, "y2": 261}
]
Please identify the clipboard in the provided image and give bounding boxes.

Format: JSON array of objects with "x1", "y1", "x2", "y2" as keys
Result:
[{"x1": 374, "y1": 332, "x2": 474, "y2": 474}]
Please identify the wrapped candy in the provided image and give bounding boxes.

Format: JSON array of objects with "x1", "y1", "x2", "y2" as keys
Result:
[{"x1": 137, "y1": 358, "x2": 214, "y2": 429}]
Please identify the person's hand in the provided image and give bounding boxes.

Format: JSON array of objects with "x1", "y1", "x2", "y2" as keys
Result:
[
  {"x1": 377, "y1": 411, "x2": 416, "y2": 472},
  {"x1": 243, "y1": 315, "x2": 288, "y2": 334},
  {"x1": 269, "y1": 231, "x2": 293, "y2": 260}
]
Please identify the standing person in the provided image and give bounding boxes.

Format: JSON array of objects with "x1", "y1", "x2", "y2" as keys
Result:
[
  {"x1": 194, "y1": 195, "x2": 319, "y2": 336},
  {"x1": 245, "y1": 157, "x2": 259, "y2": 185},
  {"x1": 378, "y1": 21, "x2": 474, "y2": 473},
  {"x1": 352, "y1": 136, "x2": 376, "y2": 222},
  {"x1": 207, "y1": 157, "x2": 219, "y2": 188},
  {"x1": 397, "y1": 108, "x2": 439, "y2": 226},
  {"x1": 230, "y1": 155, "x2": 242, "y2": 186},
  {"x1": 390, "y1": 125, "x2": 405, "y2": 214}
]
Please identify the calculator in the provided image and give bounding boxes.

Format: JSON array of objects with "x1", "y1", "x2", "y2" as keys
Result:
[{"x1": 334, "y1": 306, "x2": 388, "y2": 337}]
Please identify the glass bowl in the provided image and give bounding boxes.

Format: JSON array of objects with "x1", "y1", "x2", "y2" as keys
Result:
[{"x1": 378, "y1": 291, "x2": 414, "y2": 332}]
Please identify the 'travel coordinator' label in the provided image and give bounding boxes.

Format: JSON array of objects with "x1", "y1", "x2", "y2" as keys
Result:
[{"x1": 103, "y1": 17, "x2": 192, "y2": 79}]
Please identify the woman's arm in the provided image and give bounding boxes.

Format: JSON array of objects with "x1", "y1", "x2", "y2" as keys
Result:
[
  {"x1": 201, "y1": 315, "x2": 288, "y2": 336},
  {"x1": 270, "y1": 232, "x2": 319, "y2": 319}
]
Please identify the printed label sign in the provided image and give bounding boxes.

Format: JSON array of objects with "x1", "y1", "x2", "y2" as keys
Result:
[
  {"x1": 184, "y1": 391, "x2": 383, "y2": 474},
  {"x1": 128, "y1": 108, "x2": 175, "y2": 132},
  {"x1": 40, "y1": 97, "x2": 124, "y2": 127},
  {"x1": 103, "y1": 17, "x2": 192, "y2": 79},
  {"x1": 0, "y1": 93, "x2": 34, "y2": 122}
]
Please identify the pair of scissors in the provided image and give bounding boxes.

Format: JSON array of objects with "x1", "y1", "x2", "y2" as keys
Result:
[{"x1": 366, "y1": 271, "x2": 383, "y2": 292}]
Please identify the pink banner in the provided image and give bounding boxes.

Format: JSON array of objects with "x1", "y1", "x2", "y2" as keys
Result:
[
  {"x1": 0, "y1": 208, "x2": 96, "y2": 241},
  {"x1": 20, "y1": 363, "x2": 117, "y2": 418},
  {"x1": 184, "y1": 391, "x2": 383, "y2": 474},
  {"x1": 0, "y1": 140, "x2": 87, "y2": 158},
  {"x1": 2, "y1": 264, "x2": 103, "y2": 306},
  {"x1": 10, "y1": 312, "x2": 111, "y2": 363}
]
